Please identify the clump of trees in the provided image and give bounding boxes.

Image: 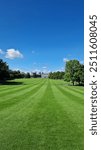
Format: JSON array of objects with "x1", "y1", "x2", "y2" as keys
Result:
[
  {"x1": 48, "y1": 59, "x2": 84, "y2": 86},
  {"x1": 0, "y1": 59, "x2": 84, "y2": 86},
  {"x1": 48, "y1": 71, "x2": 65, "y2": 79},
  {"x1": 64, "y1": 60, "x2": 84, "y2": 85},
  {"x1": 31, "y1": 72, "x2": 41, "y2": 78},
  {"x1": 0, "y1": 59, "x2": 10, "y2": 82},
  {"x1": 9, "y1": 71, "x2": 41, "y2": 80},
  {"x1": 0, "y1": 59, "x2": 42, "y2": 82},
  {"x1": 9, "y1": 70, "x2": 26, "y2": 79}
]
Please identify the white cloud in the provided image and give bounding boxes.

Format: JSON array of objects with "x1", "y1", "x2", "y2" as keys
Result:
[
  {"x1": 63, "y1": 58, "x2": 69, "y2": 62},
  {"x1": 5, "y1": 49, "x2": 23, "y2": 59},
  {"x1": 0, "y1": 49, "x2": 4, "y2": 54}
]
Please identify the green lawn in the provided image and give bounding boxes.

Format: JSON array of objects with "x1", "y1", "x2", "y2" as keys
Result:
[{"x1": 0, "y1": 78, "x2": 84, "y2": 150}]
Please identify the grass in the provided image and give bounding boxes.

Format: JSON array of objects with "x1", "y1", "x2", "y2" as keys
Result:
[{"x1": 0, "y1": 78, "x2": 84, "y2": 150}]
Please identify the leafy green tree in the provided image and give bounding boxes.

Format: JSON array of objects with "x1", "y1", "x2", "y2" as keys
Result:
[
  {"x1": 9, "y1": 70, "x2": 29, "y2": 79},
  {"x1": 0, "y1": 59, "x2": 10, "y2": 82},
  {"x1": 48, "y1": 71, "x2": 65, "y2": 79},
  {"x1": 64, "y1": 72, "x2": 70, "y2": 82},
  {"x1": 25, "y1": 72, "x2": 31, "y2": 78},
  {"x1": 74, "y1": 64, "x2": 84, "y2": 85},
  {"x1": 32, "y1": 72, "x2": 37, "y2": 78},
  {"x1": 65, "y1": 60, "x2": 84, "y2": 85},
  {"x1": 78, "y1": 64, "x2": 84, "y2": 85}
]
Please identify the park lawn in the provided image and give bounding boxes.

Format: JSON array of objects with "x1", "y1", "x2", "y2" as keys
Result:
[{"x1": 0, "y1": 78, "x2": 84, "y2": 150}]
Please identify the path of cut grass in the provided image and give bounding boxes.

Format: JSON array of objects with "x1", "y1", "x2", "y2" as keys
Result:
[{"x1": 0, "y1": 78, "x2": 84, "y2": 150}]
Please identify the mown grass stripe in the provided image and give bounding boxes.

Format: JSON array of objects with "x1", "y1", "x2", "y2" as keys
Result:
[
  {"x1": 50, "y1": 81, "x2": 84, "y2": 150},
  {"x1": 50, "y1": 80, "x2": 84, "y2": 105},
  {"x1": 56, "y1": 85, "x2": 84, "y2": 105},
  {"x1": 50, "y1": 79, "x2": 84, "y2": 93},
  {"x1": 53, "y1": 80, "x2": 84, "y2": 100},
  {"x1": 14, "y1": 79, "x2": 83, "y2": 150},
  {"x1": 51, "y1": 82, "x2": 84, "y2": 125},
  {"x1": 0, "y1": 80, "x2": 48, "y2": 150},
  {"x1": 0, "y1": 80, "x2": 47, "y2": 125},
  {"x1": 0, "y1": 85, "x2": 19, "y2": 92},
  {"x1": 0, "y1": 78, "x2": 84, "y2": 150},
  {"x1": 0, "y1": 79, "x2": 45, "y2": 100},
  {"x1": 0, "y1": 78, "x2": 44, "y2": 97},
  {"x1": 0, "y1": 84, "x2": 31, "y2": 97},
  {"x1": 0, "y1": 80, "x2": 46, "y2": 111},
  {"x1": 0, "y1": 78, "x2": 43, "y2": 93},
  {"x1": 63, "y1": 85, "x2": 84, "y2": 94}
]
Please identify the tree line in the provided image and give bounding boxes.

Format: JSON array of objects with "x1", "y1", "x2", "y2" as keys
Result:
[
  {"x1": 48, "y1": 71, "x2": 65, "y2": 79},
  {"x1": 0, "y1": 59, "x2": 84, "y2": 85},
  {"x1": 48, "y1": 60, "x2": 84, "y2": 85},
  {"x1": 0, "y1": 59, "x2": 42, "y2": 82}
]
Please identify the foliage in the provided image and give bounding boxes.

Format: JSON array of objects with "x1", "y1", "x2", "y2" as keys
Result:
[
  {"x1": 0, "y1": 59, "x2": 10, "y2": 82},
  {"x1": 48, "y1": 71, "x2": 65, "y2": 79},
  {"x1": 31, "y1": 72, "x2": 41, "y2": 78},
  {"x1": 64, "y1": 72, "x2": 70, "y2": 82},
  {"x1": 25, "y1": 72, "x2": 31, "y2": 78},
  {"x1": 9, "y1": 70, "x2": 31, "y2": 79},
  {"x1": 65, "y1": 60, "x2": 84, "y2": 85}
]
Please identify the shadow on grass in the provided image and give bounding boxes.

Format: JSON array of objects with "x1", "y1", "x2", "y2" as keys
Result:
[
  {"x1": 63, "y1": 83, "x2": 84, "y2": 87},
  {"x1": 74, "y1": 84, "x2": 84, "y2": 86},
  {"x1": 0, "y1": 81, "x2": 24, "y2": 85}
]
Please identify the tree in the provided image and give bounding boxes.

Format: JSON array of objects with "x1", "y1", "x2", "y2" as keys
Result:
[
  {"x1": 32, "y1": 72, "x2": 37, "y2": 78},
  {"x1": 78, "y1": 64, "x2": 84, "y2": 85},
  {"x1": 64, "y1": 72, "x2": 70, "y2": 82},
  {"x1": 9, "y1": 70, "x2": 23, "y2": 79},
  {"x1": 65, "y1": 60, "x2": 84, "y2": 85},
  {"x1": 0, "y1": 59, "x2": 10, "y2": 82},
  {"x1": 9, "y1": 70, "x2": 31, "y2": 79},
  {"x1": 48, "y1": 71, "x2": 65, "y2": 79},
  {"x1": 25, "y1": 72, "x2": 31, "y2": 78}
]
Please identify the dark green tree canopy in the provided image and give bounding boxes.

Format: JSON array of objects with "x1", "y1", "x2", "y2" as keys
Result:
[
  {"x1": 0, "y1": 59, "x2": 10, "y2": 81},
  {"x1": 48, "y1": 71, "x2": 65, "y2": 79},
  {"x1": 65, "y1": 60, "x2": 84, "y2": 85}
]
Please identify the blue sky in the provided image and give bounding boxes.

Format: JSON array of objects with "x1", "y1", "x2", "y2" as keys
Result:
[{"x1": 0, "y1": 0, "x2": 84, "y2": 73}]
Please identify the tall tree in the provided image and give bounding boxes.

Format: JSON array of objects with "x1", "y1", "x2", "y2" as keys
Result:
[
  {"x1": 0, "y1": 59, "x2": 10, "y2": 82},
  {"x1": 65, "y1": 60, "x2": 84, "y2": 85}
]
